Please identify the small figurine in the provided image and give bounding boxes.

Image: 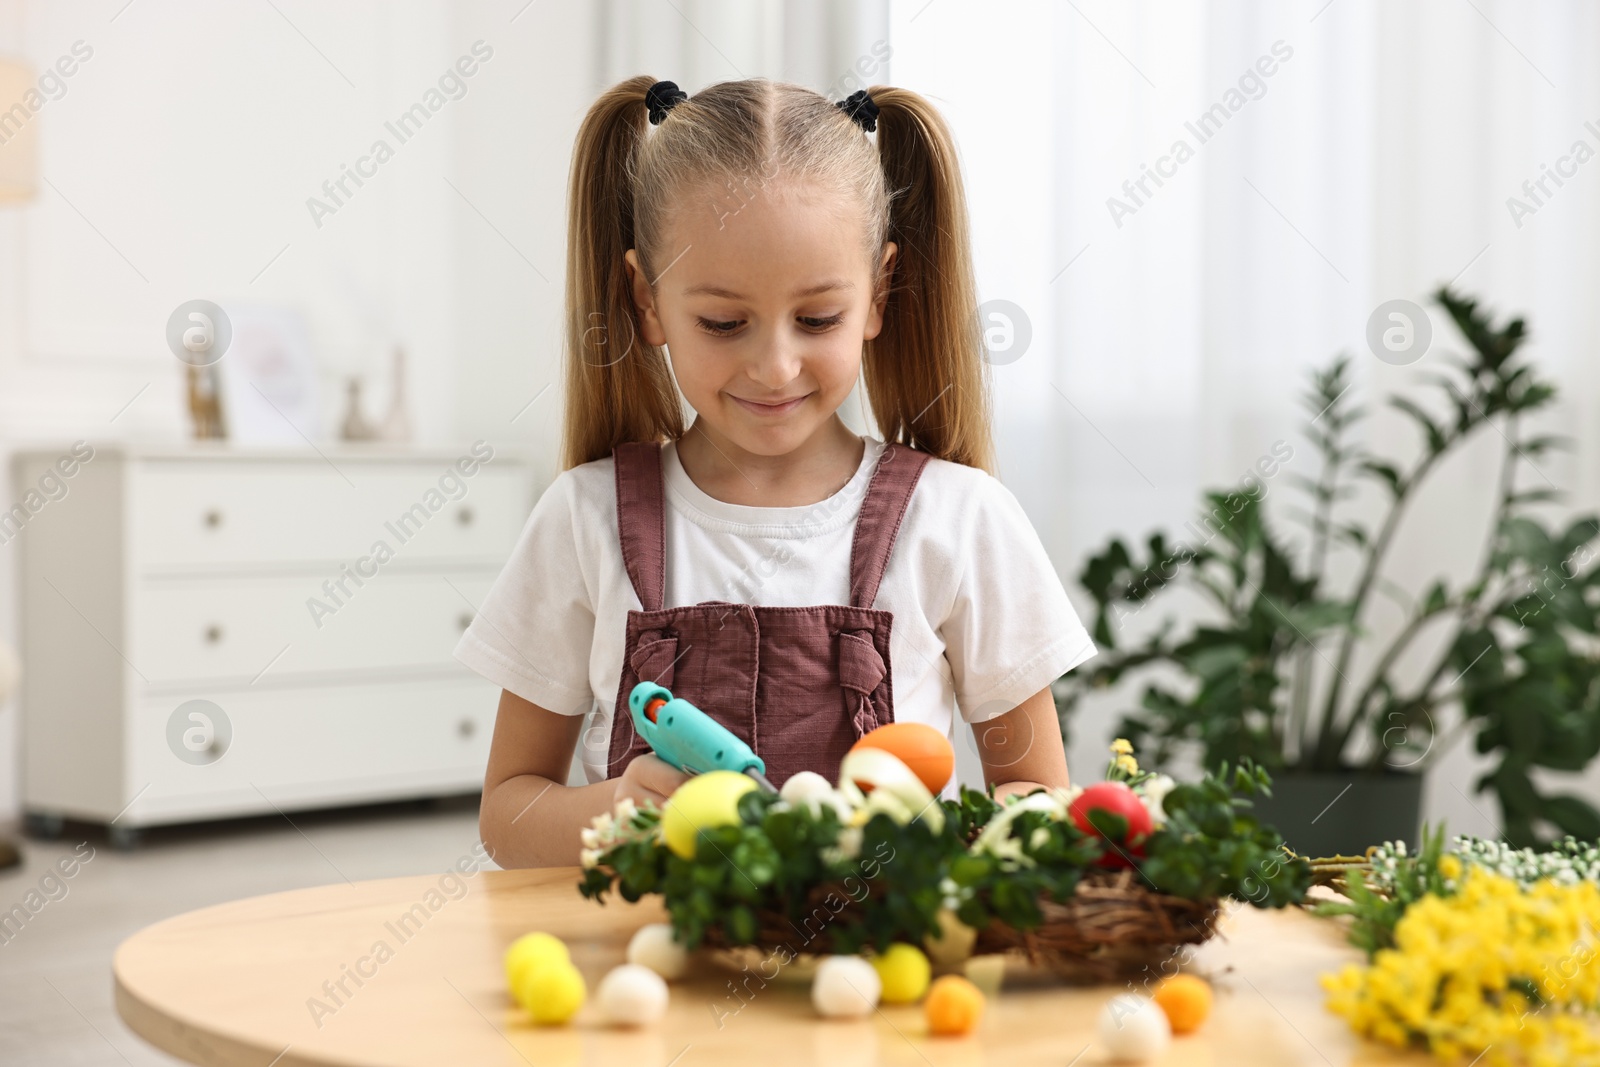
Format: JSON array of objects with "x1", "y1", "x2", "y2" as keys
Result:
[
  {"x1": 185, "y1": 364, "x2": 226, "y2": 440},
  {"x1": 377, "y1": 345, "x2": 412, "y2": 442},
  {"x1": 339, "y1": 378, "x2": 378, "y2": 441}
]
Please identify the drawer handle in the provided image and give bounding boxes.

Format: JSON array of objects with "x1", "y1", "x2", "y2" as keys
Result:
[
  {"x1": 204, "y1": 624, "x2": 224, "y2": 644},
  {"x1": 203, "y1": 509, "x2": 223, "y2": 529},
  {"x1": 457, "y1": 718, "x2": 476, "y2": 739},
  {"x1": 457, "y1": 612, "x2": 473, "y2": 631},
  {"x1": 456, "y1": 507, "x2": 474, "y2": 527}
]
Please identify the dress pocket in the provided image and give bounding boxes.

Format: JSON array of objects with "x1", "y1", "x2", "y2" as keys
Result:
[{"x1": 629, "y1": 632, "x2": 680, "y2": 689}]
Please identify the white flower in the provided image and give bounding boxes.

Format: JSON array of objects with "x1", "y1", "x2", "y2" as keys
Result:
[
  {"x1": 616, "y1": 796, "x2": 639, "y2": 823},
  {"x1": 1140, "y1": 774, "x2": 1177, "y2": 827},
  {"x1": 832, "y1": 825, "x2": 864, "y2": 862},
  {"x1": 837, "y1": 750, "x2": 945, "y2": 835},
  {"x1": 580, "y1": 848, "x2": 602, "y2": 869},
  {"x1": 581, "y1": 827, "x2": 600, "y2": 849},
  {"x1": 970, "y1": 790, "x2": 1069, "y2": 869}
]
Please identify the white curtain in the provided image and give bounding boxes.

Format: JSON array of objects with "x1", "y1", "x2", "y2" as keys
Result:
[
  {"x1": 597, "y1": 0, "x2": 891, "y2": 101},
  {"x1": 892, "y1": 0, "x2": 1600, "y2": 835}
]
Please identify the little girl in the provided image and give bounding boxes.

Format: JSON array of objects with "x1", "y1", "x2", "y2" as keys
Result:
[{"x1": 456, "y1": 76, "x2": 1096, "y2": 868}]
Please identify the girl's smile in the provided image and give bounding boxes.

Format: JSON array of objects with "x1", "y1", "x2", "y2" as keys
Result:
[{"x1": 727, "y1": 391, "x2": 813, "y2": 417}]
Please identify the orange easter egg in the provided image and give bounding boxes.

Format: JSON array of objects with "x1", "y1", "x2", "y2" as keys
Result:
[{"x1": 850, "y1": 723, "x2": 954, "y2": 794}]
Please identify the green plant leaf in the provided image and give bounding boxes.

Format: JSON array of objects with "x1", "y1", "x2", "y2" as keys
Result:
[
  {"x1": 1358, "y1": 460, "x2": 1403, "y2": 498},
  {"x1": 1542, "y1": 795, "x2": 1600, "y2": 839}
]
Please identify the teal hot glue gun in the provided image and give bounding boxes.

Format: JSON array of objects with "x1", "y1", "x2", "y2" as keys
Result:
[{"x1": 627, "y1": 681, "x2": 776, "y2": 792}]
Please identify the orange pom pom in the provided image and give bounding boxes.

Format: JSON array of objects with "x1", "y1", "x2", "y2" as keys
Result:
[
  {"x1": 1152, "y1": 974, "x2": 1212, "y2": 1034},
  {"x1": 923, "y1": 974, "x2": 984, "y2": 1036}
]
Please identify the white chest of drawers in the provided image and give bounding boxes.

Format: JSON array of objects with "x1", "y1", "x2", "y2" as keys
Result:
[{"x1": 10, "y1": 442, "x2": 534, "y2": 844}]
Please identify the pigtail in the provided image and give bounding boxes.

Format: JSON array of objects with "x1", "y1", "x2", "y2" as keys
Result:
[
  {"x1": 863, "y1": 86, "x2": 995, "y2": 475},
  {"x1": 561, "y1": 76, "x2": 686, "y2": 470}
]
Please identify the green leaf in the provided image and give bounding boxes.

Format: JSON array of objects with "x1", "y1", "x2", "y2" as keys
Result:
[
  {"x1": 1390, "y1": 396, "x2": 1448, "y2": 453},
  {"x1": 725, "y1": 905, "x2": 758, "y2": 944},
  {"x1": 1491, "y1": 762, "x2": 1541, "y2": 817},
  {"x1": 1543, "y1": 795, "x2": 1600, "y2": 839},
  {"x1": 1085, "y1": 808, "x2": 1130, "y2": 843},
  {"x1": 1359, "y1": 460, "x2": 1403, "y2": 498}
]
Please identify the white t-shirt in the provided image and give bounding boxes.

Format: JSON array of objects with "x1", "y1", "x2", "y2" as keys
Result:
[{"x1": 452, "y1": 436, "x2": 1096, "y2": 795}]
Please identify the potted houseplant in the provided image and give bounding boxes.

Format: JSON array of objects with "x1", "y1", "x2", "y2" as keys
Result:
[{"x1": 1056, "y1": 287, "x2": 1600, "y2": 855}]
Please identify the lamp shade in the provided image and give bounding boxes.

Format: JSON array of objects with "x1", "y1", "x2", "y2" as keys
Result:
[{"x1": 0, "y1": 57, "x2": 39, "y2": 204}]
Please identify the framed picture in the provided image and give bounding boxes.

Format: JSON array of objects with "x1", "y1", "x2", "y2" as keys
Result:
[{"x1": 217, "y1": 306, "x2": 321, "y2": 446}]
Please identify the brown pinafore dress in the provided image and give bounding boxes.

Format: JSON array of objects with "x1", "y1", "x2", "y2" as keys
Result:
[{"x1": 604, "y1": 440, "x2": 931, "y2": 789}]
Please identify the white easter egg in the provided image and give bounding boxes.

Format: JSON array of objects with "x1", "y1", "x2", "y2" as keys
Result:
[
  {"x1": 1097, "y1": 993, "x2": 1172, "y2": 1062},
  {"x1": 780, "y1": 770, "x2": 835, "y2": 805},
  {"x1": 811, "y1": 955, "x2": 881, "y2": 1018},
  {"x1": 597, "y1": 963, "x2": 670, "y2": 1026},
  {"x1": 627, "y1": 923, "x2": 689, "y2": 980}
]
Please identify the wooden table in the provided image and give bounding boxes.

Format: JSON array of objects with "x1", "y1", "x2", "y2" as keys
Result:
[{"x1": 114, "y1": 868, "x2": 1428, "y2": 1066}]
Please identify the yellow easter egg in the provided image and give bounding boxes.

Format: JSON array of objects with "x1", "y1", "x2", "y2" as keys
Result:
[{"x1": 662, "y1": 771, "x2": 758, "y2": 859}]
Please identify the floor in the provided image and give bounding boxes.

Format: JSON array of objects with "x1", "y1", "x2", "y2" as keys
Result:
[{"x1": 0, "y1": 795, "x2": 484, "y2": 1066}]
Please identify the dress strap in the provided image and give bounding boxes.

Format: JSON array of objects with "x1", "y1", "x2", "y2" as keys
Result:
[
  {"x1": 613, "y1": 441, "x2": 667, "y2": 613},
  {"x1": 848, "y1": 443, "x2": 932, "y2": 610}
]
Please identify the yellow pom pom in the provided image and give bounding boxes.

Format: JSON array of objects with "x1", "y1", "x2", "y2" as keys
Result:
[
  {"x1": 870, "y1": 943, "x2": 932, "y2": 1004},
  {"x1": 517, "y1": 960, "x2": 586, "y2": 1025},
  {"x1": 504, "y1": 932, "x2": 570, "y2": 994}
]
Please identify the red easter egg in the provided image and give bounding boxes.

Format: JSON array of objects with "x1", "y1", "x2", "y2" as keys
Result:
[
  {"x1": 849, "y1": 722, "x2": 955, "y2": 794},
  {"x1": 1069, "y1": 781, "x2": 1153, "y2": 868}
]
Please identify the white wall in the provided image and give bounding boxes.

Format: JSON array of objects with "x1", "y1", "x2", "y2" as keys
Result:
[
  {"x1": 0, "y1": 0, "x2": 599, "y2": 819},
  {"x1": 0, "y1": 0, "x2": 894, "y2": 821}
]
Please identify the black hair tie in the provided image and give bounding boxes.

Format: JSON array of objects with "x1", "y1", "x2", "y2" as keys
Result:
[
  {"x1": 837, "y1": 89, "x2": 879, "y2": 133},
  {"x1": 645, "y1": 80, "x2": 688, "y2": 125}
]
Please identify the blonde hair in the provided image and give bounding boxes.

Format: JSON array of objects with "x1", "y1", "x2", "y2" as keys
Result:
[{"x1": 561, "y1": 75, "x2": 994, "y2": 474}]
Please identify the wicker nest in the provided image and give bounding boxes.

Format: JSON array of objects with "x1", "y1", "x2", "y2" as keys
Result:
[{"x1": 696, "y1": 869, "x2": 1224, "y2": 983}]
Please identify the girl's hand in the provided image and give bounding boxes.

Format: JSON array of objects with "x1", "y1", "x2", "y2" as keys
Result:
[{"x1": 613, "y1": 752, "x2": 691, "y2": 810}]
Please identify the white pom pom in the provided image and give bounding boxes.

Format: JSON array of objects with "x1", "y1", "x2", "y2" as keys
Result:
[
  {"x1": 1097, "y1": 994, "x2": 1171, "y2": 1063},
  {"x1": 811, "y1": 955, "x2": 880, "y2": 1018},
  {"x1": 627, "y1": 923, "x2": 689, "y2": 980},
  {"x1": 597, "y1": 963, "x2": 669, "y2": 1027}
]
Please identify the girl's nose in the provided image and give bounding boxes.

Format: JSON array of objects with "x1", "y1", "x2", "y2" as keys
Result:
[{"x1": 745, "y1": 330, "x2": 803, "y2": 390}]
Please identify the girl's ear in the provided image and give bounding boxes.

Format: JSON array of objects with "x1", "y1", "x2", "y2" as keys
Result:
[
  {"x1": 624, "y1": 249, "x2": 669, "y2": 347},
  {"x1": 863, "y1": 241, "x2": 898, "y2": 342}
]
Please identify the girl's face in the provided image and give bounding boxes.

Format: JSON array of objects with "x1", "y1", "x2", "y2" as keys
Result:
[{"x1": 626, "y1": 182, "x2": 895, "y2": 460}]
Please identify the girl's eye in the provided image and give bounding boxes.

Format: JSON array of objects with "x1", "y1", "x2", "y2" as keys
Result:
[{"x1": 694, "y1": 314, "x2": 844, "y2": 337}]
